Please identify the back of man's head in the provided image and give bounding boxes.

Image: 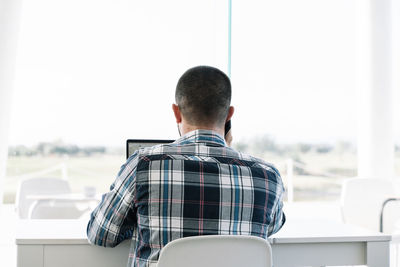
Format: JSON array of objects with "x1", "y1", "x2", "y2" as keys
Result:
[{"x1": 175, "y1": 66, "x2": 231, "y2": 126}]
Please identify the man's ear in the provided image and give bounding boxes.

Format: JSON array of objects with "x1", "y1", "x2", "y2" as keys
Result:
[
  {"x1": 226, "y1": 106, "x2": 234, "y2": 122},
  {"x1": 172, "y1": 104, "x2": 182, "y2": 123}
]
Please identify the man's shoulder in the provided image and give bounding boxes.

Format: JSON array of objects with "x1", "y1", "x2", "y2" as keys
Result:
[
  {"x1": 236, "y1": 151, "x2": 281, "y2": 176},
  {"x1": 131, "y1": 143, "x2": 280, "y2": 176}
]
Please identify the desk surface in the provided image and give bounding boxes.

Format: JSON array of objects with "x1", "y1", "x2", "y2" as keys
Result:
[
  {"x1": 15, "y1": 218, "x2": 391, "y2": 245},
  {"x1": 270, "y1": 218, "x2": 391, "y2": 243}
]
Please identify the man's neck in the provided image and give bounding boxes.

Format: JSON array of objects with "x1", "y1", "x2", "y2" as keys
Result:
[{"x1": 180, "y1": 123, "x2": 224, "y2": 138}]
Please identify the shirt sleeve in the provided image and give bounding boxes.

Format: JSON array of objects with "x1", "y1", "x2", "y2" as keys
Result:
[
  {"x1": 267, "y1": 170, "x2": 286, "y2": 236},
  {"x1": 87, "y1": 151, "x2": 139, "y2": 247}
]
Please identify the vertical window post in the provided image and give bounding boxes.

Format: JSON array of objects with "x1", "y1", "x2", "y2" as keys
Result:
[
  {"x1": 0, "y1": 0, "x2": 22, "y2": 204},
  {"x1": 356, "y1": 0, "x2": 394, "y2": 180},
  {"x1": 228, "y1": 0, "x2": 232, "y2": 78}
]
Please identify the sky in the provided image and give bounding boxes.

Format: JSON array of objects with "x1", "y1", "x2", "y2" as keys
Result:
[{"x1": 8, "y1": 0, "x2": 400, "y2": 147}]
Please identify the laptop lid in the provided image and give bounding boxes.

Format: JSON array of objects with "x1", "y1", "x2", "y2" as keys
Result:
[{"x1": 126, "y1": 139, "x2": 175, "y2": 159}]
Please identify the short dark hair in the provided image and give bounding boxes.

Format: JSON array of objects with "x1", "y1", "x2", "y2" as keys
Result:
[{"x1": 175, "y1": 66, "x2": 231, "y2": 126}]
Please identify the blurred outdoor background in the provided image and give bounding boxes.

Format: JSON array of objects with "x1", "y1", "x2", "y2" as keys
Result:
[{"x1": 5, "y1": 138, "x2": 363, "y2": 203}]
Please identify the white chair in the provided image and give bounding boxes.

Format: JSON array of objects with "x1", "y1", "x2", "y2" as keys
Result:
[
  {"x1": 341, "y1": 178, "x2": 400, "y2": 267},
  {"x1": 340, "y1": 177, "x2": 400, "y2": 233},
  {"x1": 28, "y1": 199, "x2": 86, "y2": 219},
  {"x1": 15, "y1": 177, "x2": 87, "y2": 219},
  {"x1": 157, "y1": 235, "x2": 273, "y2": 267}
]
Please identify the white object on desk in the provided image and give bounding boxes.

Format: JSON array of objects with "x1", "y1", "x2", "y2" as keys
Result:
[{"x1": 16, "y1": 219, "x2": 391, "y2": 267}]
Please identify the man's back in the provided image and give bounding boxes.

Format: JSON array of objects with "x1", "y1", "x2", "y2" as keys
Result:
[{"x1": 87, "y1": 130, "x2": 285, "y2": 267}]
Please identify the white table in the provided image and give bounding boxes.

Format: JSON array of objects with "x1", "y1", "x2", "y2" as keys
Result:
[
  {"x1": 16, "y1": 218, "x2": 391, "y2": 267},
  {"x1": 269, "y1": 218, "x2": 391, "y2": 267}
]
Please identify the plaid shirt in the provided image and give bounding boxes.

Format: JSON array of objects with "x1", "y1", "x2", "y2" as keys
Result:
[{"x1": 87, "y1": 130, "x2": 285, "y2": 267}]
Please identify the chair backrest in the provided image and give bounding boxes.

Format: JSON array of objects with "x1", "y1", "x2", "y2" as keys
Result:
[
  {"x1": 341, "y1": 178, "x2": 397, "y2": 233},
  {"x1": 29, "y1": 199, "x2": 84, "y2": 219},
  {"x1": 16, "y1": 178, "x2": 71, "y2": 219},
  {"x1": 157, "y1": 235, "x2": 273, "y2": 267}
]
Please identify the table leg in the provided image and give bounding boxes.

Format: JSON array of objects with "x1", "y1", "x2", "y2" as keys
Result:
[{"x1": 367, "y1": 241, "x2": 390, "y2": 267}]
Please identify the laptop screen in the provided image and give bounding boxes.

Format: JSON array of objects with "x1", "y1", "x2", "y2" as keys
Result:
[{"x1": 126, "y1": 139, "x2": 175, "y2": 159}]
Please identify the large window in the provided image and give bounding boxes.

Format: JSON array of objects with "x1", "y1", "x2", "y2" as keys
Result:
[
  {"x1": 6, "y1": 0, "x2": 227, "y2": 203},
  {"x1": 230, "y1": 0, "x2": 357, "y2": 201},
  {"x1": 6, "y1": 0, "x2": 358, "y2": 203}
]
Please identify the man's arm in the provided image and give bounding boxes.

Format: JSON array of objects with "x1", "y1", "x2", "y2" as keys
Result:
[
  {"x1": 267, "y1": 195, "x2": 285, "y2": 236},
  {"x1": 87, "y1": 151, "x2": 139, "y2": 247},
  {"x1": 267, "y1": 171, "x2": 286, "y2": 236}
]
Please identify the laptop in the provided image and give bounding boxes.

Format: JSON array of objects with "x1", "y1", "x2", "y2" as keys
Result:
[{"x1": 126, "y1": 139, "x2": 175, "y2": 159}]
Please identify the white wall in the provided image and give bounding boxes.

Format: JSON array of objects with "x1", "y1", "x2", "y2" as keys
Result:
[{"x1": 0, "y1": 0, "x2": 22, "y2": 204}]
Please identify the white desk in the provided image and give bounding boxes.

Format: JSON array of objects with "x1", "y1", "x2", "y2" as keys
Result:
[
  {"x1": 270, "y1": 218, "x2": 391, "y2": 267},
  {"x1": 16, "y1": 218, "x2": 391, "y2": 267}
]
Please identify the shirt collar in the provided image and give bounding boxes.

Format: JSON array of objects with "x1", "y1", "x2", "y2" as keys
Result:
[{"x1": 174, "y1": 129, "x2": 227, "y2": 147}]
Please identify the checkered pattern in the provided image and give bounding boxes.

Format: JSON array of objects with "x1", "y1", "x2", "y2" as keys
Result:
[{"x1": 87, "y1": 130, "x2": 285, "y2": 267}]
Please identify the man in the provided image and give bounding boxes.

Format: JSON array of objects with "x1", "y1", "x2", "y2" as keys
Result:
[{"x1": 87, "y1": 66, "x2": 285, "y2": 267}]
